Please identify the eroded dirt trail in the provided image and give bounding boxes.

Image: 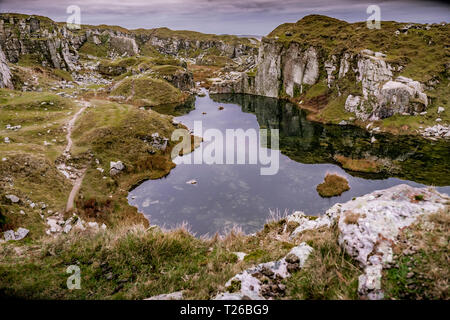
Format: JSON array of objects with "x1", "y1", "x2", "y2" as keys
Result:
[
  {"x1": 64, "y1": 101, "x2": 89, "y2": 156},
  {"x1": 57, "y1": 100, "x2": 90, "y2": 212}
]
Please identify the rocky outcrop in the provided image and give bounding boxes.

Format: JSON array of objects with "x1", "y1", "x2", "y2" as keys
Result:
[
  {"x1": 109, "y1": 35, "x2": 139, "y2": 56},
  {"x1": 282, "y1": 43, "x2": 319, "y2": 96},
  {"x1": 343, "y1": 50, "x2": 428, "y2": 120},
  {"x1": 286, "y1": 184, "x2": 448, "y2": 300},
  {"x1": 159, "y1": 68, "x2": 194, "y2": 91},
  {"x1": 337, "y1": 184, "x2": 446, "y2": 299},
  {"x1": 215, "y1": 243, "x2": 314, "y2": 300},
  {"x1": 212, "y1": 38, "x2": 320, "y2": 98},
  {"x1": 211, "y1": 40, "x2": 429, "y2": 122},
  {"x1": 0, "y1": 43, "x2": 13, "y2": 89},
  {"x1": 138, "y1": 30, "x2": 257, "y2": 60},
  {"x1": 0, "y1": 14, "x2": 83, "y2": 71}
]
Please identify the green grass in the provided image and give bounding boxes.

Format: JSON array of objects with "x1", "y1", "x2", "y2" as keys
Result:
[
  {"x1": 79, "y1": 42, "x2": 109, "y2": 58},
  {"x1": 17, "y1": 54, "x2": 42, "y2": 67},
  {"x1": 383, "y1": 209, "x2": 449, "y2": 299},
  {"x1": 314, "y1": 95, "x2": 354, "y2": 123},
  {"x1": 0, "y1": 226, "x2": 239, "y2": 299},
  {"x1": 285, "y1": 224, "x2": 360, "y2": 299},
  {"x1": 51, "y1": 69, "x2": 73, "y2": 82},
  {"x1": 304, "y1": 80, "x2": 328, "y2": 100},
  {"x1": 0, "y1": 213, "x2": 302, "y2": 300},
  {"x1": 69, "y1": 99, "x2": 181, "y2": 225},
  {"x1": 0, "y1": 90, "x2": 78, "y2": 161},
  {"x1": 0, "y1": 90, "x2": 80, "y2": 235},
  {"x1": 111, "y1": 76, "x2": 185, "y2": 107}
]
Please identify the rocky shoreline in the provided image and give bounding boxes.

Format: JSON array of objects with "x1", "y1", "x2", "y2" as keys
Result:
[{"x1": 145, "y1": 184, "x2": 449, "y2": 300}]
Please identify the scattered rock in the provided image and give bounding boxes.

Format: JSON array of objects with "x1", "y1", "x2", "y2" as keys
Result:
[
  {"x1": 233, "y1": 252, "x2": 247, "y2": 262},
  {"x1": 110, "y1": 161, "x2": 125, "y2": 176},
  {"x1": 2, "y1": 227, "x2": 29, "y2": 241},
  {"x1": 5, "y1": 194, "x2": 19, "y2": 203},
  {"x1": 145, "y1": 291, "x2": 184, "y2": 300},
  {"x1": 215, "y1": 243, "x2": 313, "y2": 300}
]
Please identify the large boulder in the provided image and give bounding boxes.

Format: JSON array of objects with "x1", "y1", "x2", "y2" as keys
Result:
[
  {"x1": 344, "y1": 50, "x2": 428, "y2": 120},
  {"x1": 110, "y1": 161, "x2": 125, "y2": 176},
  {"x1": 374, "y1": 76, "x2": 428, "y2": 118}
]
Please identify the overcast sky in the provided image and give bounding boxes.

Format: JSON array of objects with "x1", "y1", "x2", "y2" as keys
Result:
[{"x1": 0, "y1": 0, "x2": 448, "y2": 35}]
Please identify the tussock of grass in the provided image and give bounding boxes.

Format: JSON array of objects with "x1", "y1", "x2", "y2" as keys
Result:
[
  {"x1": 285, "y1": 224, "x2": 361, "y2": 299},
  {"x1": 316, "y1": 173, "x2": 350, "y2": 197}
]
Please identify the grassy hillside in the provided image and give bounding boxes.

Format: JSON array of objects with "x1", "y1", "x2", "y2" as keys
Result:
[{"x1": 110, "y1": 76, "x2": 186, "y2": 107}]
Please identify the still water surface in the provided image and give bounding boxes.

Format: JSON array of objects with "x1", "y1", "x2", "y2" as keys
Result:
[{"x1": 129, "y1": 92, "x2": 450, "y2": 236}]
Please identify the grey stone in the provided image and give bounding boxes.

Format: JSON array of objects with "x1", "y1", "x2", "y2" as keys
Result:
[
  {"x1": 145, "y1": 291, "x2": 184, "y2": 300},
  {"x1": 5, "y1": 194, "x2": 19, "y2": 203}
]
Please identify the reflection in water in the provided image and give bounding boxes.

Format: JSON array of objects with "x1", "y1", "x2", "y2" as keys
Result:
[
  {"x1": 212, "y1": 93, "x2": 450, "y2": 186},
  {"x1": 129, "y1": 92, "x2": 450, "y2": 236}
]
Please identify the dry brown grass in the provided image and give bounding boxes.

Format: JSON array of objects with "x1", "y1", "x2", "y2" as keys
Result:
[
  {"x1": 316, "y1": 173, "x2": 350, "y2": 197},
  {"x1": 285, "y1": 224, "x2": 361, "y2": 299},
  {"x1": 334, "y1": 155, "x2": 383, "y2": 173},
  {"x1": 188, "y1": 64, "x2": 220, "y2": 88},
  {"x1": 344, "y1": 211, "x2": 361, "y2": 225}
]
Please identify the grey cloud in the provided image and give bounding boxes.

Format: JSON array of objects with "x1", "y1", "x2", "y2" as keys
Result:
[{"x1": 0, "y1": 0, "x2": 448, "y2": 34}]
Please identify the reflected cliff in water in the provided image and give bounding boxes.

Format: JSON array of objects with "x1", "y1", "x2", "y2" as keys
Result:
[{"x1": 210, "y1": 93, "x2": 450, "y2": 186}]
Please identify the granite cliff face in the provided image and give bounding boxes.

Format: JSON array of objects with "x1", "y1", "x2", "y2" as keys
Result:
[
  {"x1": 211, "y1": 42, "x2": 429, "y2": 121},
  {"x1": 0, "y1": 14, "x2": 256, "y2": 76},
  {"x1": 209, "y1": 16, "x2": 446, "y2": 123},
  {"x1": 0, "y1": 14, "x2": 82, "y2": 71},
  {"x1": 0, "y1": 43, "x2": 13, "y2": 89},
  {"x1": 136, "y1": 28, "x2": 258, "y2": 62}
]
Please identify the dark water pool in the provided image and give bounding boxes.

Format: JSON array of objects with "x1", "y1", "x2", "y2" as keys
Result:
[{"x1": 128, "y1": 92, "x2": 450, "y2": 236}]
